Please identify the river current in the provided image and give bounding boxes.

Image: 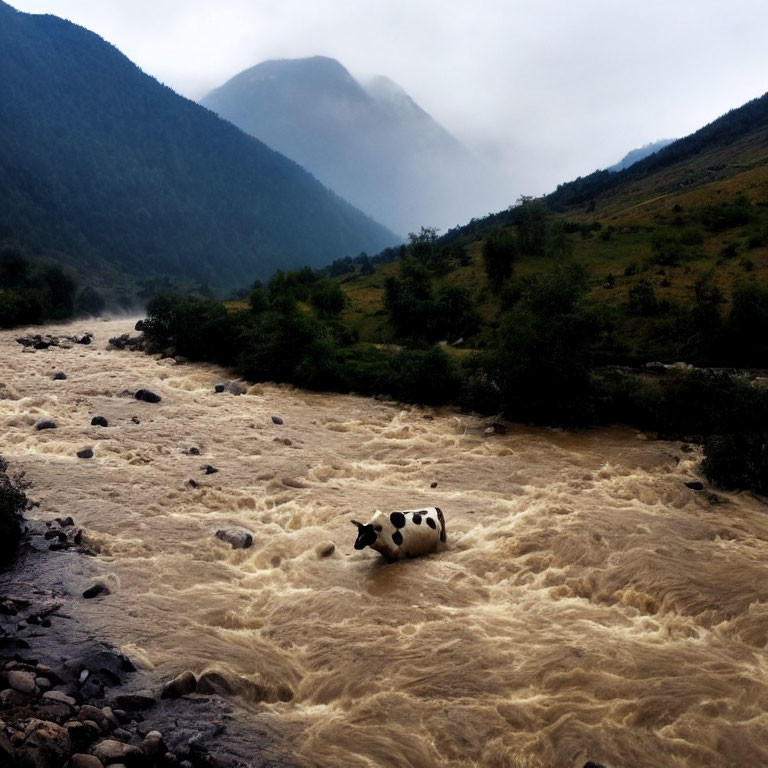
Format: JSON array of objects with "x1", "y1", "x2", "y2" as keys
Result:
[{"x1": 2, "y1": 318, "x2": 768, "y2": 768}]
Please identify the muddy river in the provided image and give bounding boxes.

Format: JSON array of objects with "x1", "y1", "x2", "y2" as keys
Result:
[{"x1": 2, "y1": 318, "x2": 768, "y2": 767}]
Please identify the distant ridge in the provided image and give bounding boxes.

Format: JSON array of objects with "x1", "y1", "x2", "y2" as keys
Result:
[
  {"x1": 547, "y1": 91, "x2": 768, "y2": 210},
  {"x1": 202, "y1": 56, "x2": 508, "y2": 234},
  {"x1": 607, "y1": 139, "x2": 676, "y2": 172},
  {"x1": 0, "y1": 4, "x2": 396, "y2": 291}
]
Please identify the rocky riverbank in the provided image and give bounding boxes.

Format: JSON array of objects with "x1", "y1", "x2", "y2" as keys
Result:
[{"x1": 0, "y1": 514, "x2": 298, "y2": 768}]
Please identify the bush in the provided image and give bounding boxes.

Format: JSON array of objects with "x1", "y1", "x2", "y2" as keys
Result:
[
  {"x1": 143, "y1": 293, "x2": 233, "y2": 363},
  {"x1": 482, "y1": 229, "x2": 517, "y2": 291},
  {"x1": 0, "y1": 456, "x2": 26, "y2": 564},
  {"x1": 702, "y1": 433, "x2": 768, "y2": 495}
]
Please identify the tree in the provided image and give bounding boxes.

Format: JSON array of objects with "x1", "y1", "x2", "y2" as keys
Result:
[{"x1": 482, "y1": 229, "x2": 517, "y2": 291}]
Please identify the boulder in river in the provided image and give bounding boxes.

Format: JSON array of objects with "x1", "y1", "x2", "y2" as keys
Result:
[
  {"x1": 83, "y1": 583, "x2": 111, "y2": 600},
  {"x1": 134, "y1": 389, "x2": 161, "y2": 403},
  {"x1": 214, "y1": 380, "x2": 246, "y2": 396},
  {"x1": 215, "y1": 528, "x2": 253, "y2": 550},
  {"x1": 77, "y1": 448, "x2": 94, "y2": 460},
  {"x1": 685, "y1": 481, "x2": 704, "y2": 491},
  {"x1": 271, "y1": 415, "x2": 283, "y2": 425},
  {"x1": 52, "y1": 372, "x2": 68, "y2": 380},
  {"x1": 35, "y1": 420, "x2": 57, "y2": 431},
  {"x1": 161, "y1": 671, "x2": 197, "y2": 699},
  {"x1": 90, "y1": 416, "x2": 108, "y2": 427}
]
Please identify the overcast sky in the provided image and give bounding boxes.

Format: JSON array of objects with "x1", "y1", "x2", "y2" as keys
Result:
[{"x1": 10, "y1": 0, "x2": 768, "y2": 218}]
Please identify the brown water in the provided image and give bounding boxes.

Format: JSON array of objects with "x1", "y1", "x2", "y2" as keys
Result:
[{"x1": 2, "y1": 318, "x2": 768, "y2": 768}]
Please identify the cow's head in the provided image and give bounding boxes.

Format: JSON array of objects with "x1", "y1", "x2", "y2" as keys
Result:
[{"x1": 351, "y1": 519, "x2": 378, "y2": 550}]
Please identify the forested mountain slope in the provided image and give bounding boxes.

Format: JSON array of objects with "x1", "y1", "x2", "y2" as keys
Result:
[{"x1": 0, "y1": 3, "x2": 396, "y2": 292}]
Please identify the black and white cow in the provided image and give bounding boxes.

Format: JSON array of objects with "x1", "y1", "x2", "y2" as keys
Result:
[{"x1": 351, "y1": 507, "x2": 446, "y2": 560}]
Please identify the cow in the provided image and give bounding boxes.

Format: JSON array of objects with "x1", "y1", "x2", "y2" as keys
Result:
[{"x1": 351, "y1": 507, "x2": 446, "y2": 560}]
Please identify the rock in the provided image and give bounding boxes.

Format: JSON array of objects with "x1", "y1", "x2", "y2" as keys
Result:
[
  {"x1": 134, "y1": 320, "x2": 146, "y2": 332},
  {"x1": 83, "y1": 583, "x2": 111, "y2": 599},
  {"x1": 187, "y1": 479, "x2": 199, "y2": 489},
  {"x1": 17, "y1": 719, "x2": 71, "y2": 767},
  {"x1": 53, "y1": 372, "x2": 68, "y2": 380},
  {"x1": 39, "y1": 701, "x2": 74, "y2": 719},
  {"x1": 430, "y1": 481, "x2": 438, "y2": 488},
  {"x1": 685, "y1": 481, "x2": 704, "y2": 491},
  {"x1": 202, "y1": 465, "x2": 218, "y2": 475},
  {"x1": 271, "y1": 415, "x2": 283, "y2": 425},
  {"x1": 215, "y1": 528, "x2": 253, "y2": 550},
  {"x1": 185, "y1": 447, "x2": 200, "y2": 456},
  {"x1": 100, "y1": 708, "x2": 120, "y2": 731},
  {"x1": 43, "y1": 690, "x2": 77, "y2": 707},
  {"x1": 111, "y1": 728, "x2": 133, "y2": 741},
  {"x1": 22, "y1": 346, "x2": 36, "y2": 353},
  {"x1": 91, "y1": 739, "x2": 143, "y2": 764},
  {"x1": 130, "y1": 416, "x2": 140, "y2": 424},
  {"x1": 680, "y1": 443, "x2": 694, "y2": 453},
  {"x1": 56, "y1": 516, "x2": 75, "y2": 527},
  {"x1": 708, "y1": 493, "x2": 727, "y2": 504},
  {"x1": 161, "y1": 671, "x2": 197, "y2": 699},
  {"x1": 214, "y1": 381, "x2": 245, "y2": 396},
  {"x1": 35, "y1": 420, "x2": 57, "y2": 431},
  {"x1": 134, "y1": 389, "x2": 161, "y2": 403},
  {"x1": 141, "y1": 731, "x2": 166, "y2": 756},
  {"x1": 0, "y1": 687, "x2": 32, "y2": 706},
  {"x1": 77, "y1": 706, "x2": 111, "y2": 732},
  {"x1": 6, "y1": 668, "x2": 37, "y2": 694},
  {"x1": 643, "y1": 361, "x2": 667, "y2": 373},
  {"x1": 77, "y1": 448, "x2": 94, "y2": 459},
  {"x1": 91, "y1": 416, "x2": 109, "y2": 427},
  {"x1": 35, "y1": 677, "x2": 52, "y2": 692},
  {"x1": 196, "y1": 672, "x2": 233, "y2": 696},
  {"x1": 71, "y1": 754, "x2": 105, "y2": 768},
  {"x1": 583, "y1": 763, "x2": 606, "y2": 768},
  {"x1": 281, "y1": 477, "x2": 305, "y2": 488},
  {"x1": 113, "y1": 692, "x2": 155, "y2": 711},
  {"x1": 315, "y1": 542, "x2": 335, "y2": 558},
  {"x1": 76, "y1": 333, "x2": 93, "y2": 345}
]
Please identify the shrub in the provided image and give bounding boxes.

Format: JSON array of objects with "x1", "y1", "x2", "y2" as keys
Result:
[
  {"x1": 0, "y1": 456, "x2": 26, "y2": 564},
  {"x1": 482, "y1": 229, "x2": 517, "y2": 292},
  {"x1": 702, "y1": 433, "x2": 768, "y2": 495},
  {"x1": 143, "y1": 293, "x2": 233, "y2": 363}
]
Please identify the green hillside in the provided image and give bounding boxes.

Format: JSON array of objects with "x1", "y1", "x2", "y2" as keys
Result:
[
  {"x1": 333, "y1": 95, "x2": 768, "y2": 367},
  {"x1": 0, "y1": 2, "x2": 395, "y2": 295}
]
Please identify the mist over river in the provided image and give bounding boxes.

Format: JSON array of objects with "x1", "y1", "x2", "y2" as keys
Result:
[{"x1": 2, "y1": 318, "x2": 768, "y2": 768}]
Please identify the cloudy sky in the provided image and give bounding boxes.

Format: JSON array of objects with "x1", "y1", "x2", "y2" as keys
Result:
[{"x1": 10, "y1": 0, "x2": 768, "y2": 216}]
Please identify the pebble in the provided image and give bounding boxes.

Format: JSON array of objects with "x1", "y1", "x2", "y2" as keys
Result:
[
  {"x1": 271, "y1": 415, "x2": 283, "y2": 425},
  {"x1": 83, "y1": 583, "x2": 111, "y2": 599}
]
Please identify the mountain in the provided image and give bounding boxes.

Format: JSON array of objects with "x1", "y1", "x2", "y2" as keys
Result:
[
  {"x1": 0, "y1": 3, "x2": 396, "y2": 293},
  {"x1": 201, "y1": 57, "x2": 507, "y2": 235},
  {"x1": 547, "y1": 91, "x2": 768, "y2": 212},
  {"x1": 327, "y1": 87, "x2": 768, "y2": 368},
  {"x1": 607, "y1": 139, "x2": 676, "y2": 172}
]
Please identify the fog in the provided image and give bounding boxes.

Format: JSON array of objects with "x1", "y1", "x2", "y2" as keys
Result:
[{"x1": 10, "y1": 0, "x2": 768, "y2": 225}]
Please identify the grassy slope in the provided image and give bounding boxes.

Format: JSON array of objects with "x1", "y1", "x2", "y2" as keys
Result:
[{"x1": 332, "y1": 128, "x2": 768, "y2": 358}]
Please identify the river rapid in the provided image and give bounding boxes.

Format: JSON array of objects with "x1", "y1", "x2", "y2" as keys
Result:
[{"x1": 2, "y1": 318, "x2": 768, "y2": 768}]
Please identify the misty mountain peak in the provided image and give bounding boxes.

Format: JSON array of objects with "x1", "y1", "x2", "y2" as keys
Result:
[{"x1": 202, "y1": 57, "x2": 505, "y2": 233}]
